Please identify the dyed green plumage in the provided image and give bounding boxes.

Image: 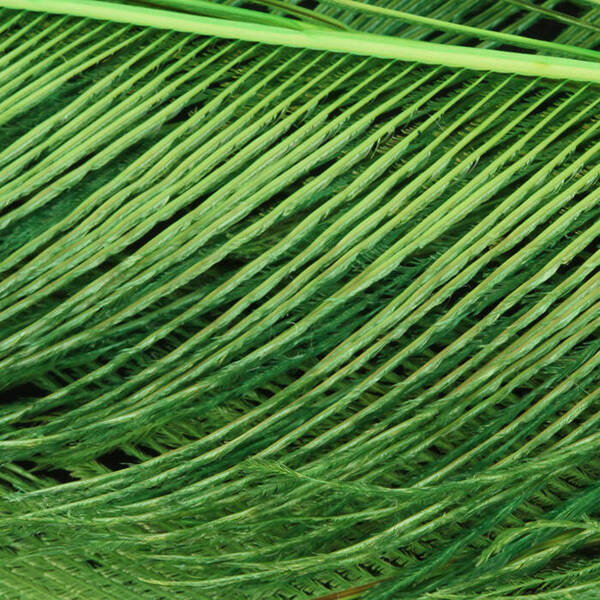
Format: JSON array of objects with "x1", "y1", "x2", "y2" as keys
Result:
[{"x1": 0, "y1": 1, "x2": 599, "y2": 599}]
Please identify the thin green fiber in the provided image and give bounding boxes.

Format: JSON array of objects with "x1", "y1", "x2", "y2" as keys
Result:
[{"x1": 2, "y1": 0, "x2": 600, "y2": 81}]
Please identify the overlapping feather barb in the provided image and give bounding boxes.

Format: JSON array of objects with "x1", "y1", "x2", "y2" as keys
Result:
[{"x1": 0, "y1": 1, "x2": 600, "y2": 599}]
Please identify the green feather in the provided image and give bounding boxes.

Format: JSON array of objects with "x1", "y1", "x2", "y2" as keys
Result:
[{"x1": 0, "y1": 1, "x2": 599, "y2": 599}]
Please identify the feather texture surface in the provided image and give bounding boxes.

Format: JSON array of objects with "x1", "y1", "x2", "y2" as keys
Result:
[{"x1": 0, "y1": 1, "x2": 600, "y2": 599}]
